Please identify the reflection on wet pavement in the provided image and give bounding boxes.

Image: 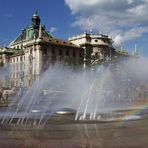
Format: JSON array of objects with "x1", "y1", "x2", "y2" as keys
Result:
[{"x1": 0, "y1": 117, "x2": 148, "y2": 148}]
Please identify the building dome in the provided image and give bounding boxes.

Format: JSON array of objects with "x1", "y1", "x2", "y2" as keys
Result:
[
  {"x1": 32, "y1": 11, "x2": 40, "y2": 27},
  {"x1": 33, "y1": 12, "x2": 39, "y2": 17}
]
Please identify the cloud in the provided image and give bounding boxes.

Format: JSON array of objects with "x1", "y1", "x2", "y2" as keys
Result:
[
  {"x1": 65, "y1": 0, "x2": 102, "y2": 14},
  {"x1": 49, "y1": 27, "x2": 58, "y2": 33},
  {"x1": 65, "y1": 0, "x2": 148, "y2": 45},
  {"x1": 113, "y1": 27, "x2": 148, "y2": 46}
]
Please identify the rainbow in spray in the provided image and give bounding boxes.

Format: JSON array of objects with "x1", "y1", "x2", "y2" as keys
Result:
[{"x1": 117, "y1": 99, "x2": 148, "y2": 126}]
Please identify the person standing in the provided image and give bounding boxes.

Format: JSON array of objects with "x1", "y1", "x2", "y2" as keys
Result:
[{"x1": 0, "y1": 87, "x2": 4, "y2": 103}]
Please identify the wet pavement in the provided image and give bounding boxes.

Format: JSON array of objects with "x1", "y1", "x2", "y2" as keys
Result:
[{"x1": 0, "y1": 117, "x2": 148, "y2": 148}]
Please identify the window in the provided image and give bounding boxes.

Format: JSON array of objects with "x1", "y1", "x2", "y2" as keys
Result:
[
  {"x1": 59, "y1": 49, "x2": 62, "y2": 56},
  {"x1": 73, "y1": 51, "x2": 76, "y2": 57},
  {"x1": 30, "y1": 49, "x2": 32, "y2": 54},
  {"x1": 66, "y1": 50, "x2": 69, "y2": 56},
  {"x1": 95, "y1": 52, "x2": 99, "y2": 58},
  {"x1": 79, "y1": 52, "x2": 82, "y2": 58},
  {"x1": 52, "y1": 48, "x2": 55, "y2": 55},
  {"x1": 44, "y1": 48, "x2": 48, "y2": 55}
]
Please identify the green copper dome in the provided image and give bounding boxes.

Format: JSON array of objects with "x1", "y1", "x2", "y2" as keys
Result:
[
  {"x1": 32, "y1": 11, "x2": 40, "y2": 27},
  {"x1": 32, "y1": 11, "x2": 39, "y2": 17},
  {"x1": 11, "y1": 12, "x2": 53, "y2": 45}
]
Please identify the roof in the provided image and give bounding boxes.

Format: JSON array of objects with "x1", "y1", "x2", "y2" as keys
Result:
[
  {"x1": 69, "y1": 32, "x2": 113, "y2": 42},
  {"x1": 11, "y1": 26, "x2": 53, "y2": 45},
  {"x1": 9, "y1": 12, "x2": 82, "y2": 52},
  {"x1": 10, "y1": 12, "x2": 53, "y2": 46},
  {"x1": 39, "y1": 37, "x2": 82, "y2": 49}
]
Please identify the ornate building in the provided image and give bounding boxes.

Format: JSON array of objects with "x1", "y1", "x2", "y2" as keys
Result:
[
  {"x1": 69, "y1": 32, "x2": 116, "y2": 67},
  {"x1": 0, "y1": 12, "x2": 84, "y2": 88},
  {"x1": 0, "y1": 12, "x2": 131, "y2": 88}
]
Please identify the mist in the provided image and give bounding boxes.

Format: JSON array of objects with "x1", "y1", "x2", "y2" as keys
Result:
[{"x1": 1, "y1": 57, "x2": 148, "y2": 123}]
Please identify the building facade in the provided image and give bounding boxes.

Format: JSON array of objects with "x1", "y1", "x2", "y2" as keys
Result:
[
  {"x1": 0, "y1": 12, "x2": 84, "y2": 88},
  {"x1": 0, "y1": 12, "x2": 131, "y2": 88},
  {"x1": 69, "y1": 32, "x2": 116, "y2": 67}
]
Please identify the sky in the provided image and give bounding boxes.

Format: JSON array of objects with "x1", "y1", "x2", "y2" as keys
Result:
[{"x1": 0, "y1": 0, "x2": 148, "y2": 56}]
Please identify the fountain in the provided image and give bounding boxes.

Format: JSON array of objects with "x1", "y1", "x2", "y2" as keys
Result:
[
  {"x1": 0, "y1": 58, "x2": 148, "y2": 126},
  {"x1": 1, "y1": 59, "x2": 148, "y2": 148}
]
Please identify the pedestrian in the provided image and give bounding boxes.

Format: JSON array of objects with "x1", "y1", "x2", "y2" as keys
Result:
[
  {"x1": 5, "y1": 91, "x2": 8, "y2": 103},
  {"x1": 0, "y1": 87, "x2": 4, "y2": 103}
]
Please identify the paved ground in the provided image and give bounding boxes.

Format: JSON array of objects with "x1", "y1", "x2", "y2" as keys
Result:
[{"x1": 0, "y1": 117, "x2": 148, "y2": 148}]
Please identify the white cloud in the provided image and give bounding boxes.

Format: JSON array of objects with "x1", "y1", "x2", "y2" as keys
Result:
[
  {"x1": 127, "y1": 0, "x2": 134, "y2": 4},
  {"x1": 113, "y1": 35, "x2": 123, "y2": 46},
  {"x1": 113, "y1": 27, "x2": 148, "y2": 46},
  {"x1": 65, "y1": 0, "x2": 102, "y2": 14},
  {"x1": 65, "y1": 0, "x2": 148, "y2": 45},
  {"x1": 49, "y1": 27, "x2": 58, "y2": 33}
]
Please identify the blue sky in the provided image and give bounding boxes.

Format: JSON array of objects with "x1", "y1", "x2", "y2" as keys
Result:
[{"x1": 0, "y1": 0, "x2": 148, "y2": 56}]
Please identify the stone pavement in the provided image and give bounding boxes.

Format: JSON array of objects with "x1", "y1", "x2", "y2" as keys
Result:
[{"x1": 0, "y1": 118, "x2": 148, "y2": 148}]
